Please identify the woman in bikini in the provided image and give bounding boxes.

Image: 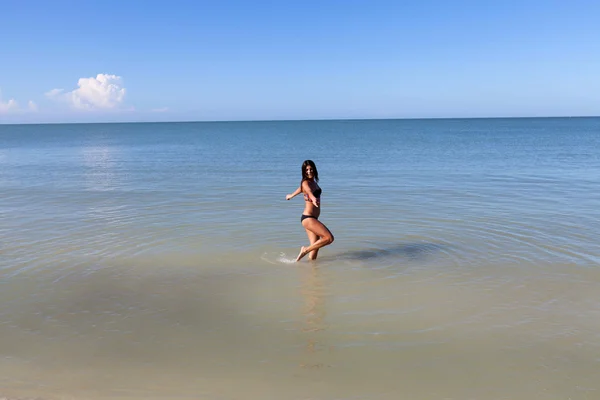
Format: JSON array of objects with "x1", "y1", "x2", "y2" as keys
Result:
[{"x1": 286, "y1": 160, "x2": 334, "y2": 261}]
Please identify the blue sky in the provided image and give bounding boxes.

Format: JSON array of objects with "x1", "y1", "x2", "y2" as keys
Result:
[{"x1": 1, "y1": 0, "x2": 599, "y2": 123}]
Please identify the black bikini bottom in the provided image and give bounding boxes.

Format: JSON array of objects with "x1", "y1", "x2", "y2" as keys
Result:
[{"x1": 301, "y1": 214, "x2": 318, "y2": 222}]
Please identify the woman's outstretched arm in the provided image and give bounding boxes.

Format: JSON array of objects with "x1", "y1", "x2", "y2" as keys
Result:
[
  {"x1": 286, "y1": 186, "x2": 302, "y2": 200},
  {"x1": 301, "y1": 181, "x2": 319, "y2": 208}
]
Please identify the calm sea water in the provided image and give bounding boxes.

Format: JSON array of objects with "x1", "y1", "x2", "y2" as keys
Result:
[{"x1": 1, "y1": 118, "x2": 599, "y2": 399}]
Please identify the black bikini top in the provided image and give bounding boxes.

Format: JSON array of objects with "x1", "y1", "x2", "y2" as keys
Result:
[{"x1": 304, "y1": 186, "x2": 322, "y2": 201}]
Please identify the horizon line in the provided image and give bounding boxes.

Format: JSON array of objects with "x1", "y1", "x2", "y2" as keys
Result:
[{"x1": 1, "y1": 114, "x2": 598, "y2": 127}]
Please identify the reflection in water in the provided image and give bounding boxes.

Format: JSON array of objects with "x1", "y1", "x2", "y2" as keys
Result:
[
  {"x1": 299, "y1": 265, "x2": 329, "y2": 370},
  {"x1": 82, "y1": 146, "x2": 120, "y2": 192}
]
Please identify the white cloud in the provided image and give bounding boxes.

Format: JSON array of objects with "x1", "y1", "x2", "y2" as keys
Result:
[
  {"x1": 0, "y1": 89, "x2": 18, "y2": 114},
  {"x1": 0, "y1": 98, "x2": 18, "y2": 114},
  {"x1": 47, "y1": 73, "x2": 126, "y2": 111},
  {"x1": 45, "y1": 88, "x2": 64, "y2": 98},
  {"x1": 0, "y1": 89, "x2": 37, "y2": 114}
]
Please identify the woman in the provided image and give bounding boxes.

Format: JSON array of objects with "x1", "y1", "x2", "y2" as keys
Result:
[{"x1": 286, "y1": 160, "x2": 334, "y2": 261}]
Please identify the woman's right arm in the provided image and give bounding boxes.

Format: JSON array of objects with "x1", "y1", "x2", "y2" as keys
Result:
[{"x1": 286, "y1": 186, "x2": 302, "y2": 200}]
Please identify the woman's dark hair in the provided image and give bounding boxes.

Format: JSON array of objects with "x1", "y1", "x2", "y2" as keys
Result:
[{"x1": 301, "y1": 160, "x2": 319, "y2": 183}]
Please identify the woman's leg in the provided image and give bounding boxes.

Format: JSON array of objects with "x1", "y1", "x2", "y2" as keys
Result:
[
  {"x1": 305, "y1": 228, "x2": 320, "y2": 260},
  {"x1": 297, "y1": 219, "x2": 334, "y2": 262}
]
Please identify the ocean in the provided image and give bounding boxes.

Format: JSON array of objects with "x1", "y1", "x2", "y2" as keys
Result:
[{"x1": 1, "y1": 118, "x2": 599, "y2": 399}]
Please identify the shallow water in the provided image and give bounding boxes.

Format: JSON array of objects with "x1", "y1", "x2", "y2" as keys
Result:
[{"x1": 1, "y1": 118, "x2": 599, "y2": 399}]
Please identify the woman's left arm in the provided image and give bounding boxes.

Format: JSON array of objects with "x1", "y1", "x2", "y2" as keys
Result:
[{"x1": 301, "y1": 181, "x2": 319, "y2": 207}]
